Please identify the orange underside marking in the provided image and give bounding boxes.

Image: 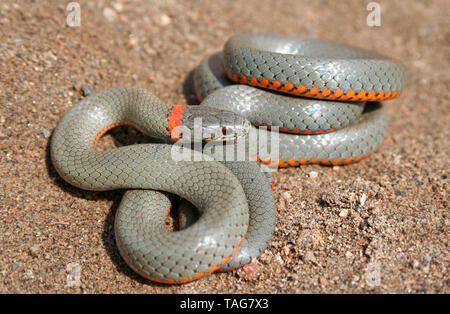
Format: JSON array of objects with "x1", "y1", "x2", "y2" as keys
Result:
[
  {"x1": 254, "y1": 123, "x2": 342, "y2": 135},
  {"x1": 149, "y1": 236, "x2": 246, "y2": 284},
  {"x1": 165, "y1": 203, "x2": 172, "y2": 221},
  {"x1": 253, "y1": 152, "x2": 374, "y2": 167},
  {"x1": 227, "y1": 71, "x2": 401, "y2": 101},
  {"x1": 168, "y1": 104, "x2": 186, "y2": 140},
  {"x1": 94, "y1": 122, "x2": 132, "y2": 147},
  {"x1": 195, "y1": 89, "x2": 203, "y2": 102}
]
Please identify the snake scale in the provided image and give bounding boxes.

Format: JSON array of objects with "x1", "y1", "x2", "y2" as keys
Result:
[{"x1": 51, "y1": 33, "x2": 405, "y2": 283}]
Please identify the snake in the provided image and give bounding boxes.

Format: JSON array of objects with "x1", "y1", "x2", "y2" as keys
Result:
[{"x1": 50, "y1": 33, "x2": 405, "y2": 283}]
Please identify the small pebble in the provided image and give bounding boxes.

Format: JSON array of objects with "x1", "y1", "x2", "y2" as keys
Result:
[
  {"x1": 282, "y1": 191, "x2": 292, "y2": 201},
  {"x1": 159, "y1": 14, "x2": 172, "y2": 26},
  {"x1": 360, "y1": 193, "x2": 367, "y2": 208},
  {"x1": 81, "y1": 84, "x2": 95, "y2": 97},
  {"x1": 128, "y1": 35, "x2": 138, "y2": 47},
  {"x1": 240, "y1": 260, "x2": 261, "y2": 281},
  {"x1": 28, "y1": 244, "x2": 39, "y2": 257},
  {"x1": 103, "y1": 7, "x2": 117, "y2": 22},
  {"x1": 274, "y1": 254, "x2": 284, "y2": 265},
  {"x1": 143, "y1": 43, "x2": 157, "y2": 56},
  {"x1": 20, "y1": 269, "x2": 34, "y2": 281},
  {"x1": 41, "y1": 129, "x2": 50, "y2": 138},
  {"x1": 112, "y1": 2, "x2": 123, "y2": 12},
  {"x1": 303, "y1": 251, "x2": 316, "y2": 264},
  {"x1": 339, "y1": 208, "x2": 349, "y2": 217},
  {"x1": 309, "y1": 171, "x2": 318, "y2": 179}
]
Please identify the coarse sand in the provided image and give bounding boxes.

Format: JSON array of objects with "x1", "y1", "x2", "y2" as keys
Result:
[{"x1": 0, "y1": 0, "x2": 448, "y2": 293}]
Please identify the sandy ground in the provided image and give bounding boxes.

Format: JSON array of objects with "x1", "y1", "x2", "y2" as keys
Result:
[{"x1": 0, "y1": 0, "x2": 448, "y2": 294}]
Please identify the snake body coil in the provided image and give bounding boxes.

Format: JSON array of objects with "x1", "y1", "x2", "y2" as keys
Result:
[{"x1": 51, "y1": 33, "x2": 405, "y2": 283}]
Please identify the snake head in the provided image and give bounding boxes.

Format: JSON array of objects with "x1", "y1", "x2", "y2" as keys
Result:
[{"x1": 178, "y1": 106, "x2": 251, "y2": 142}]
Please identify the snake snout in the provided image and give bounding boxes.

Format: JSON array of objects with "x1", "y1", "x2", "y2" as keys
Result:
[
  {"x1": 212, "y1": 109, "x2": 251, "y2": 142},
  {"x1": 183, "y1": 106, "x2": 250, "y2": 142}
]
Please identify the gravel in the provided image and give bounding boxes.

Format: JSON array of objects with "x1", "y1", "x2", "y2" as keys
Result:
[{"x1": 0, "y1": 0, "x2": 448, "y2": 293}]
